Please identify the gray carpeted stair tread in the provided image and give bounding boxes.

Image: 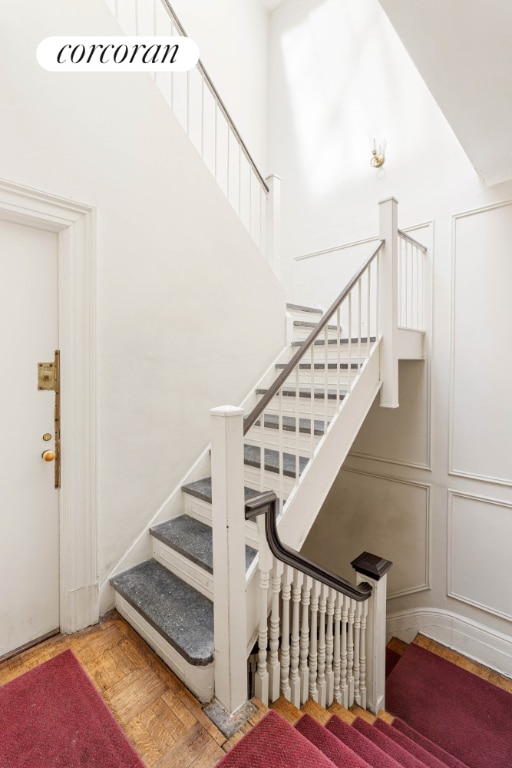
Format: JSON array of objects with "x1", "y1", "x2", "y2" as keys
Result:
[
  {"x1": 150, "y1": 514, "x2": 257, "y2": 573},
  {"x1": 286, "y1": 302, "x2": 323, "y2": 315},
  {"x1": 293, "y1": 320, "x2": 339, "y2": 330},
  {"x1": 111, "y1": 559, "x2": 213, "y2": 666},
  {"x1": 256, "y1": 386, "x2": 347, "y2": 401},
  {"x1": 276, "y1": 362, "x2": 362, "y2": 371},
  {"x1": 291, "y1": 336, "x2": 376, "y2": 346},
  {"x1": 255, "y1": 413, "x2": 327, "y2": 436},
  {"x1": 181, "y1": 477, "x2": 261, "y2": 504},
  {"x1": 244, "y1": 444, "x2": 309, "y2": 478}
]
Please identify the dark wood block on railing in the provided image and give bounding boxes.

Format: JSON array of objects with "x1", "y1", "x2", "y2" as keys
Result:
[{"x1": 351, "y1": 551, "x2": 393, "y2": 581}]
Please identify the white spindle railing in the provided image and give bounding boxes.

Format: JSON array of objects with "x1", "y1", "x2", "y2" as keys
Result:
[
  {"x1": 243, "y1": 242, "x2": 382, "y2": 511},
  {"x1": 398, "y1": 229, "x2": 427, "y2": 331},
  {"x1": 104, "y1": 0, "x2": 278, "y2": 266},
  {"x1": 248, "y1": 549, "x2": 371, "y2": 709}
]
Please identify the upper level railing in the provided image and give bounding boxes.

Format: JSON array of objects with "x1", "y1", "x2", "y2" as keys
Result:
[
  {"x1": 398, "y1": 229, "x2": 427, "y2": 331},
  {"x1": 242, "y1": 240, "x2": 383, "y2": 507},
  {"x1": 105, "y1": 0, "x2": 277, "y2": 265}
]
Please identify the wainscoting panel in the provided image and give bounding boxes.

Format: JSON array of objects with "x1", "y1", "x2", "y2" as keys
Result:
[
  {"x1": 301, "y1": 469, "x2": 430, "y2": 599},
  {"x1": 450, "y1": 201, "x2": 512, "y2": 486},
  {"x1": 448, "y1": 490, "x2": 512, "y2": 621}
]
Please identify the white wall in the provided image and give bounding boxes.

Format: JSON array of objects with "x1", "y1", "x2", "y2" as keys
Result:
[
  {"x1": 1, "y1": 0, "x2": 285, "y2": 602},
  {"x1": 169, "y1": 0, "x2": 270, "y2": 172},
  {"x1": 270, "y1": 0, "x2": 512, "y2": 664}
]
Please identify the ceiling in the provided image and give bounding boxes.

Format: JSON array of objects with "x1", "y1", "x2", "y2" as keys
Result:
[
  {"x1": 260, "y1": 0, "x2": 285, "y2": 10},
  {"x1": 378, "y1": 0, "x2": 512, "y2": 186}
]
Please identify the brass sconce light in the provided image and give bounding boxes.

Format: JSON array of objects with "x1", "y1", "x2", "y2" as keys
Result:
[{"x1": 370, "y1": 138, "x2": 386, "y2": 168}]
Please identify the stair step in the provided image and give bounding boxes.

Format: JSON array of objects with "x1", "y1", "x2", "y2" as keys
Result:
[
  {"x1": 286, "y1": 302, "x2": 323, "y2": 316},
  {"x1": 291, "y1": 336, "x2": 376, "y2": 346},
  {"x1": 269, "y1": 696, "x2": 303, "y2": 724},
  {"x1": 255, "y1": 413, "x2": 327, "y2": 436},
  {"x1": 181, "y1": 477, "x2": 261, "y2": 505},
  {"x1": 111, "y1": 559, "x2": 214, "y2": 667},
  {"x1": 256, "y1": 386, "x2": 347, "y2": 401},
  {"x1": 301, "y1": 698, "x2": 332, "y2": 725},
  {"x1": 276, "y1": 362, "x2": 361, "y2": 371},
  {"x1": 244, "y1": 444, "x2": 309, "y2": 478},
  {"x1": 293, "y1": 320, "x2": 338, "y2": 330},
  {"x1": 150, "y1": 514, "x2": 257, "y2": 573}
]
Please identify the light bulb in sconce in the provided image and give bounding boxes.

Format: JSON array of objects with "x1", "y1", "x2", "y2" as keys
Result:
[{"x1": 370, "y1": 137, "x2": 386, "y2": 168}]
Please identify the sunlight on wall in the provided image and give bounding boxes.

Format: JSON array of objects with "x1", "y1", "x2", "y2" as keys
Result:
[{"x1": 279, "y1": 0, "x2": 430, "y2": 195}]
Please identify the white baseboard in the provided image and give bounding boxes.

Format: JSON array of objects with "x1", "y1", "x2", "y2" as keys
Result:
[{"x1": 387, "y1": 607, "x2": 512, "y2": 679}]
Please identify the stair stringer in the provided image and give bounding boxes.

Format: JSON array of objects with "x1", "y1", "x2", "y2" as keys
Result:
[{"x1": 275, "y1": 339, "x2": 382, "y2": 552}]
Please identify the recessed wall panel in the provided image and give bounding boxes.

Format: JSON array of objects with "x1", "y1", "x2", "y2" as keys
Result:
[
  {"x1": 448, "y1": 491, "x2": 512, "y2": 620},
  {"x1": 301, "y1": 470, "x2": 429, "y2": 598},
  {"x1": 451, "y1": 203, "x2": 512, "y2": 485}
]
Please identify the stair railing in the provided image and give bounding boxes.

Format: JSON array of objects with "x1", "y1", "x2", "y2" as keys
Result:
[
  {"x1": 245, "y1": 491, "x2": 392, "y2": 712},
  {"x1": 242, "y1": 239, "x2": 383, "y2": 509},
  {"x1": 398, "y1": 229, "x2": 428, "y2": 331},
  {"x1": 104, "y1": 0, "x2": 280, "y2": 271}
]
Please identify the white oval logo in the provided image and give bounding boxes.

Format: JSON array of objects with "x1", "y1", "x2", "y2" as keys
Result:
[{"x1": 37, "y1": 36, "x2": 199, "y2": 72}]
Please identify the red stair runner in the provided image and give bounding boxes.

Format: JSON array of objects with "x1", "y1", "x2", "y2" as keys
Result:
[
  {"x1": 386, "y1": 642, "x2": 512, "y2": 768},
  {"x1": 353, "y1": 716, "x2": 429, "y2": 768},
  {"x1": 374, "y1": 717, "x2": 463, "y2": 768},
  {"x1": 295, "y1": 713, "x2": 372, "y2": 768}
]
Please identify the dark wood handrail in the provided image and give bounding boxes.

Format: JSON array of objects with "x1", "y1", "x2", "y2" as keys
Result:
[
  {"x1": 160, "y1": 0, "x2": 269, "y2": 193},
  {"x1": 243, "y1": 240, "x2": 384, "y2": 434},
  {"x1": 245, "y1": 492, "x2": 372, "y2": 602}
]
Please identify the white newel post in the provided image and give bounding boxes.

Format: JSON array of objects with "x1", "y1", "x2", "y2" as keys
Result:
[
  {"x1": 378, "y1": 196, "x2": 399, "y2": 407},
  {"x1": 266, "y1": 174, "x2": 281, "y2": 278},
  {"x1": 351, "y1": 552, "x2": 393, "y2": 714},
  {"x1": 210, "y1": 406, "x2": 247, "y2": 716}
]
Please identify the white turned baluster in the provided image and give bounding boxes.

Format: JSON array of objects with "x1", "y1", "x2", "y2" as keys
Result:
[
  {"x1": 359, "y1": 599, "x2": 368, "y2": 709},
  {"x1": 289, "y1": 569, "x2": 303, "y2": 707},
  {"x1": 299, "y1": 576, "x2": 312, "y2": 704},
  {"x1": 333, "y1": 592, "x2": 342, "y2": 705},
  {"x1": 280, "y1": 565, "x2": 293, "y2": 701},
  {"x1": 268, "y1": 558, "x2": 283, "y2": 702},
  {"x1": 347, "y1": 598, "x2": 355, "y2": 706},
  {"x1": 254, "y1": 516, "x2": 272, "y2": 705},
  {"x1": 317, "y1": 584, "x2": 328, "y2": 707},
  {"x1": 340, "y1": 594, "x2": 349, "y2": 707},
  {"x1": 325, "y1": 588, "x2": 335, "y2": 706},
  {"x1": 353, "y1": 601, "x2": 362, "y2": 705},
  {"x1": 308, "y1": 581, "x2": 321, "y2": 702}
]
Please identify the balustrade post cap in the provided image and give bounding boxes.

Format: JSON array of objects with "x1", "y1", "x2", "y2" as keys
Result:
[{"x1": 351, "y1": 551, "x2": 393, "y2": 581}]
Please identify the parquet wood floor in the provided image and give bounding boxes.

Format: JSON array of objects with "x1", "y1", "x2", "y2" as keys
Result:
[{"x1": 0, "y1": 611, "x2": 236, "y2": 768}]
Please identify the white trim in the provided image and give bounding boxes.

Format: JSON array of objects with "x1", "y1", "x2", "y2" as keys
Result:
[
  {"x1": 387, "y1": 607, "x2": 512, "y2": 679},
  {"x1": 449, "y1": 200, "x2": 512, "y2": 487},
  {"x1": 0, "y1": 178, "x2": 98, "y2": 633},
  {"x1": 447, "y1": 489, "x2": 512, "y2": 622}
]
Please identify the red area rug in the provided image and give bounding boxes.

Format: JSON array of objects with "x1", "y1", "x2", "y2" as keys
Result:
[
  {"x1": 0, "y1": 649, "x2": 145, "y2": 767},
  {"x1": 386, "y1": 642, "x2": 512, "y2": 768}
]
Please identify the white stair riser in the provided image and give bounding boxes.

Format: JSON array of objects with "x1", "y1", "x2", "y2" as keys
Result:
[
  {"x1": 243, "y1": 465, "x2": 297, "y2": 497},
  {"x1": 274, "y1": 369, "x2": 361, "y2": 388},
  {"x1": 260, "y1": 398, "x2": 340, "y2": 420},
  {"x1": 246, "y1": 427, "x2": 324, "y2": 455},
  {"x1": 182, "y1": 493, "x2": 260, "y2": 550},
  {"x1": 289, "y1": 345, "x2": 372, "y2": 362},
  {"x1": 152, "y1": 537, "x2": 213, "y2": 601},
  {"x1": 114, "y1": 594, "x2": 214, "y2": 704}
]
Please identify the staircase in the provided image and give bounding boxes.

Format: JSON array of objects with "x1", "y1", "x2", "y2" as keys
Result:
[
  {"x1": 110, "y1": 299, "x2": 377, "y2": 704},
  {"x1": 215, "y1": 636, "x2": 512, "y2": 768}
]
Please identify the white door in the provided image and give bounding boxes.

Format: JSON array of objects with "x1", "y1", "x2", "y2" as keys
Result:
[{"x1": 0, "y1": 217, "x2": 60, "y2": 658}]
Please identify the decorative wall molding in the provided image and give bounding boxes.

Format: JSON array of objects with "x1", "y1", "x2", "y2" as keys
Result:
[
  {"x1": 0, "y1": 178, "x2": 98, "y2": 632},
  {"x1": 387, "y1": 607, "x2": 512, "y2": 678},
  {"x1": 339, "y1": 468, "x2": 431, "y2": 599},
  {"x1": 447, "y1": 490, "x2": 512, "y2": 622},
  {"x1": 449, "y1": 200, "x2": 512, "y2": 487}
]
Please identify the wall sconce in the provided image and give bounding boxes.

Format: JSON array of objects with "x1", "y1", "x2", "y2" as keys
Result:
[{"x1": 370, "y1": 138, "x2": 386, "y2": 168}]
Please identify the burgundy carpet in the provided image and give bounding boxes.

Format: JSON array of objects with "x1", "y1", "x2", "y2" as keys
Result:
[
  {"x1": 0, "y1": 649, "x2": 145, "y2": 768},
  {"x1": 326, "y1": 715, "x2": 402, "y2": 768},
  {"x1": 352, "y1": 716, "x2": 429, "y2": 768},
  {"x1": 374, "y1": 717, "x2": 462, "y2": 768},
  {"x1": 295, "y1": 713, "x2": 372, "y2": 768},
  {"x1": 215, "y1": 710, "x2": 337, "y2": 767},
  {"x1": 386, "y1": 642, "x2": 512, "y2": 768}
]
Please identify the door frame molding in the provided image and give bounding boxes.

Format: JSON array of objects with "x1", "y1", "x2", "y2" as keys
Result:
[{"x1": 0, "y1": 178, "x2": 98, "y2": 633}]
